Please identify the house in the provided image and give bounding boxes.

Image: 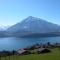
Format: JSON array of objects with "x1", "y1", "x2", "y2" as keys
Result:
[
  {"x1": 17, "y1": 49, "x2": 31, "y2": 55},
  {"x1": 36, "y1": 48, "x2": 51, "y2": 54}
]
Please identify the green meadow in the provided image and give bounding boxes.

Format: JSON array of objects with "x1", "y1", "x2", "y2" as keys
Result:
[{"x1": 0, "y1": 48, "x2": 60, "y2": 60}]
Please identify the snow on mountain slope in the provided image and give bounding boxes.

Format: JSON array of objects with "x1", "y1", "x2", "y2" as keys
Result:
[{"x1": 0, "y1": 25, "x2": 9, "y2": 31}]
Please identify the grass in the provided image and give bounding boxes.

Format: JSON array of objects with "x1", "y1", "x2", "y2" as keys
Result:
[{"x1": 0, "y1": 48, "x2": 60, "y2": 60}]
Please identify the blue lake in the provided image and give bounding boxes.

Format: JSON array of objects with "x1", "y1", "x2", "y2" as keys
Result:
[{"x1": 0, "y1": 36, "x2": 60, "y2": 51}]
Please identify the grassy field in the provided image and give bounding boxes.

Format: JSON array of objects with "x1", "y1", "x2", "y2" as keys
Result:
[{"x1": 1, "y1": 48, "x2": 60, "y2": 60}]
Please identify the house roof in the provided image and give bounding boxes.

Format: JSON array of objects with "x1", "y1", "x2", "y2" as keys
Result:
[
  {"x1": 17, "y1": 49, "x2": 26, "y2": 54},
  {"x1": 36, "y1": 48, "x2": 48, "y2": 51}
]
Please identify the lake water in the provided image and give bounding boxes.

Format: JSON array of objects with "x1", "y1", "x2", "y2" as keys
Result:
[{"x1": 0, "y1": 36, "x2": 60, "y2": 51}]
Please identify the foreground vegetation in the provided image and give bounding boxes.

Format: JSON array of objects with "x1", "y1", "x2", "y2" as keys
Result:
[{"x1": 0, "y1": 48, "x2": 60, "y2": 60}]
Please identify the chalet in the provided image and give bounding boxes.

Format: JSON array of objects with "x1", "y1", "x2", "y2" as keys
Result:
[
  {"x1": 36, "y1": 48, "x2": 51, "y2": 54},
  {"x1": 17, "y1": 49, "x2": 31, "y2": 55}
]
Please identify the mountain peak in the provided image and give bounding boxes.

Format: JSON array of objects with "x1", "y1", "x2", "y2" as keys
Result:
[
  {"x1": 26, "y1": 16, "x2": 35, "y2": 19},
  {"x1": 24, "y1": 16, "x2": 41, "y2": 22}
]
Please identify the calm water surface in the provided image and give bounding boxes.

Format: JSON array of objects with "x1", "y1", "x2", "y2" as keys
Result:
[{"x1": 0, "y1": 36, "x2": 60, "y2": 50}]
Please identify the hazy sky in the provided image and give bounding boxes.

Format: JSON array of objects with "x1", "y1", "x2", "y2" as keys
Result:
[{"x1": 0, "y1": 0, "x2": 60, "y2": 26}]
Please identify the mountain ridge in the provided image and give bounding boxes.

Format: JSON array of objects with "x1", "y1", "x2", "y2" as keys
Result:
[
  {"x1": 0, "y1": 16, "x2": 60, "y2": 37},
  {"x1": 7, "y1": 16, "x2": 60, "y2": 32},
  {"x1": 5, "y1": 16, "x2": 60, "y2": 37}
]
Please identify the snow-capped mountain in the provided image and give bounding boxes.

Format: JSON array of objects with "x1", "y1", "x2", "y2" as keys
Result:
[
  {"x1": 6, "y1": 16, "x2": 60, "y2": 37},
  {"x1": 0, "y1": 25, "x2": 9, "y2": 31},
  {"x1": 0, "y1": 27, "x2": 5, "y2": 31}
]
